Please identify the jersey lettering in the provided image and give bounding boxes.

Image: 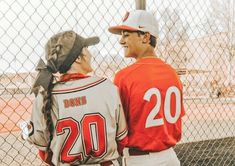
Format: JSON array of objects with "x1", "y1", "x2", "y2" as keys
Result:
[
  {"x1": 144, "y1": 88, "x2": 163, "y2": 127},
  {"x1": 56, "y1": 113, "x2": 107, "y2": 164},
  {"x1": 63, "y1": 96, "x2": 87, "y2": 108},
  {"x1": 82, "y1": 114, "x2": 107, "y2": 158},
  {"x1": 144, "y1": 86, "x2": 181, "y2": 128},
  {"x1": 56, "y1": 118, "x2": 83, "y2": 163}
]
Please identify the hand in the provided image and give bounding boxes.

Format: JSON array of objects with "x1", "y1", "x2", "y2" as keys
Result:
[{"x1": 19, "y1": 121, "x2": 32, "y2": 140}]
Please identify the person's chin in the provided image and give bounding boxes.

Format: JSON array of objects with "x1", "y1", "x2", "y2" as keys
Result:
[
  {"x1": 85, "y1": 68, "x2": 93, "y2": 74},
  {"x1": 124, "y1": 54, "x2": 134, "y2": 58},
  {"x1": 124, "y1": 52, "x2": 132, "y2": 57},
  {"x1": 88, "y1": 68, "x2": 93, "y2": 73},
  {"x1": 123, "y1": 50, "x2": 130, "y2": 57}
]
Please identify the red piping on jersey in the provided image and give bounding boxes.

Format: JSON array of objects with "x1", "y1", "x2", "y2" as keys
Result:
[
  {"x1": 52, "y1": 77, "x2": 106, "y2": 94},
  {"x1": 116, "y1": 128, "x2": 128, "y2": 140}
]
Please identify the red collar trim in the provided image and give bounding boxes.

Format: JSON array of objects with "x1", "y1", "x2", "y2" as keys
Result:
[{"x1": 60, "y1": 73, "x2": 89, "y2": 82}]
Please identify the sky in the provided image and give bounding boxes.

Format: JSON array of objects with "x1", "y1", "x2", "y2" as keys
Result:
[{"x1": 0, "y1": 0, "x2": 213, "y2": 73}]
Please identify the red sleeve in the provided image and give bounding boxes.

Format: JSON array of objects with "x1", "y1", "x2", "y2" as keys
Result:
[
  {"x1": 114, "y1": 74, "x2": 130, "y2": 119},
  {"x1": 38, "y1": 150, "x2": 54, "y2": 166}
]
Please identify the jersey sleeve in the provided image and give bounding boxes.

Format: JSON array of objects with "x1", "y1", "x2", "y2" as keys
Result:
[
  {"x1": 26, "y1": 91, "x2": 49, "y2": 151},
  {"x1": 115, "y1": 89, "x2": 128, "y2": 155},
  {"x1": 114, "y1": 74, "x2": 130, "y2": 121}
]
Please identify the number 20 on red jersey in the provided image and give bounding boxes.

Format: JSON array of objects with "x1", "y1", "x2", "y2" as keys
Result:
[{"x1": 144, "y1": 86, "x2": 181, "y2": 128}]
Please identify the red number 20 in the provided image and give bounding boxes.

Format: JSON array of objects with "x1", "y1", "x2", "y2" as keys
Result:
[{"x1": 56, "y1": 113, "x2": 107, "y2": 163}]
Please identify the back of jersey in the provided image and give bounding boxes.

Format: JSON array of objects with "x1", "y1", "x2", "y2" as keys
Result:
[
  {"x1": 51, "y1": 76, "x2": 125, "y2": 165},
  {"x1": 114, "y1": 58, "x2": 185, "y2": 152}
]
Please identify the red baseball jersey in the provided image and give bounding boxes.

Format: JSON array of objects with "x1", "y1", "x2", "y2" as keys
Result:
[{"x1": 114, "y1": 57, "x2": 185, "y2": 152}]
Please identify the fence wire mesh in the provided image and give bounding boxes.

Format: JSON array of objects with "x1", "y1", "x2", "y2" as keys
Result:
[{"x1": 0, "y1": 0, "x2": 234, "y2": 165}]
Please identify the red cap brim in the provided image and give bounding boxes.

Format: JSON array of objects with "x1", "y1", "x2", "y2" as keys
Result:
[{"x1": 108, "y1": 25, "x2": 138, "y2": 35}]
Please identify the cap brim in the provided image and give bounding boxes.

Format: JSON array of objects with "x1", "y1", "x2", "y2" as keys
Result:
[
  {"x1": 108, "y1": 25, "x2": 138, "y2": 35},
  {"x1": 84, "y1": 36, "x2": 100, "y2": 46}
]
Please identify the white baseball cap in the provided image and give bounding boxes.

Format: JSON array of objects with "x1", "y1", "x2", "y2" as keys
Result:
[{"x1": 108, "y1": 10, "x2": 159, "y2": 38}]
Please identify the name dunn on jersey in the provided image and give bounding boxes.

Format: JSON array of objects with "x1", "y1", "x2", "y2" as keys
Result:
[{"x1": 63, "y1": 96, "x2": 87, "y2": 108}]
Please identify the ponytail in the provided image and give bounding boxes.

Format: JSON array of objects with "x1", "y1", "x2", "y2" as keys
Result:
[{"x1": 41, "y1": 77, "x2": 55, "y2": 152}]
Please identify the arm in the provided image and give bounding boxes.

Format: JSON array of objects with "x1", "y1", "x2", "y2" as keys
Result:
[
  {"x1": 23, "y1": 91, "x2": 53, "y2": 164},
  {"x1": 26, "y1": 92, "x2": 49, "y2": 150},
  {"x1": 115, "y1": 89, "x2": 128, "y2": 155},
  {"x1": 114, "y1": 74, "x2": 130, "y2": 121}
]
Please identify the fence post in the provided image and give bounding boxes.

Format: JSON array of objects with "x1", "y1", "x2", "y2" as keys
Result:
[{"x1": 135, "y1": 0, "x2": 146, "y2": 10}]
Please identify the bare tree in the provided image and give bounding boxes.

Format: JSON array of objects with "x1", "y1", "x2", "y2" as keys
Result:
[
  {"x1": 158, "y1": 8, "x2": 189, "y2": 69},
  {"x1": 207, "y1": 0, "x2": 235, "y2": 87}
]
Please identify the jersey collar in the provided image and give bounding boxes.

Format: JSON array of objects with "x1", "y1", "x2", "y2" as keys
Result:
[
  {"x1": 59, "y1": 73, "x2": 90, "y2": 82},
  {"x1": 136, "y1": 57, "x2": 158, "y2": 63}
]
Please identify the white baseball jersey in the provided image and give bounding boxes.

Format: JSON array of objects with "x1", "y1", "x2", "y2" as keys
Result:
[{"x1": 27, "y1": 76, "x2": 128, "y2": 166}]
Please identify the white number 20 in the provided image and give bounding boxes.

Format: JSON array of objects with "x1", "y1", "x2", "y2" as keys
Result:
[{"x1": 144, "y1": 86, "x2": 181, "y2": 128}]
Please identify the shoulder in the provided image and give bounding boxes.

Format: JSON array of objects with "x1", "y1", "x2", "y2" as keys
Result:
[
  {"x1": 91, "y1": 75, "x2": 111, "y2": 84},
  {"x1": 91, "y1": 76, "x2": 120, "y2": 100},
  {"x1": 33, "y1": 87, "x2": 44, "y2": 103},
  {"x1": 165, "y1": 63, "x2": 179, "y2": 76},
  {"x1": 154, "y1": 58, "x2": 178, "y2": 75},
  {"x1": 90, "y1": 76, "x2": 118, "y2": 90},
  {"x1": 115, "y1": 64, "x2": 138, "y2": 82},
  {"x1": 52, "y1": 76, "x2": 109, "y2": 94}
]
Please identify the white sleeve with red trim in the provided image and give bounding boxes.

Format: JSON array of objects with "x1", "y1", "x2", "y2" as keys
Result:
[
  {"x1": 26, "y1": 91, "x2": 50, "y2": 151},
  {"x1": 115, "y1": 89, "x2": 128, "y2": 154}
]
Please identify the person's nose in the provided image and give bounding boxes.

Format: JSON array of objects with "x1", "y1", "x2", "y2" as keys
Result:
[{"x1": 119, "y1": 36, "x2": 125, "y2": 45}]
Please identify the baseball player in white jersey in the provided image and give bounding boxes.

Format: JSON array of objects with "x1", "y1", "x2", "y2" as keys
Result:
[{"x1": 21, "y1": 30, "x2": 128, "y2": 166}]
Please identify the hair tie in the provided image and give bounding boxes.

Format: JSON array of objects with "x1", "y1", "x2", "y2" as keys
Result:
[{"x1": 31, "y1": 59, "x2": 54, "y2": 96}]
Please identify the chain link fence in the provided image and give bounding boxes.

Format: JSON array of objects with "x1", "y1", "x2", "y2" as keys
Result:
[{"x1": 0, "y1": 0, "x2": 234, "y2": 165}]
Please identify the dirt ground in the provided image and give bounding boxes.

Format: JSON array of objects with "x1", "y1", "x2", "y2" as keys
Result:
[{"x1": 174, "y1": 137, "x2": 235, "y2": 166}]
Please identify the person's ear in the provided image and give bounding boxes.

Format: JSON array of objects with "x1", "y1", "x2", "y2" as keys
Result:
[
  {"x1": 142, "y1": 33, "x2": 151, "y2": 44},
  {"x1": 74, "y1": 56, "x2": 82, "y2": 64}
]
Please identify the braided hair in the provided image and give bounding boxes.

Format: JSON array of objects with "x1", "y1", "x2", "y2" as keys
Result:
[
  {"x1": 41, "y1": 42, "x2": 61, "y2": 153},
  {"x1": 41, "y1": 76, "x2": 55, "y2": 152},
  {"x1": 41, "y1": 35, "x2": 62, "y2": 153}
]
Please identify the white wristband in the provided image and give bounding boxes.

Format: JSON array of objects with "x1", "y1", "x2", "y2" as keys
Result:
[{"x1": 19, "y1": 121, "x2": 31, "y2": 140}]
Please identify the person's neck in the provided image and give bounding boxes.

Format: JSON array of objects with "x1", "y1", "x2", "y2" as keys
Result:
[
  {"x1": 67, "y1": 70, "x2": 88, "y2": 75},
  {"x1": 136, "y1": 52, "x2": 157, "y2": 61},
  {"x1": 66, "y1": 67, "x2": 88, "y2": 75},
  {"x1": 135, "y1": 46, "x2": 156, "y2": 60},
  {"x1": 67, "y1": 64, "x2": 88, "y2": 75}
]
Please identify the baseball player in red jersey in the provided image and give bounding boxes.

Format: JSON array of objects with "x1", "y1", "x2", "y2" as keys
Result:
[
  {"x1": 21, "y1": 30, "x2": 128, "y2": 166},
  {"x1": 108, "y1": 10, "x2": 185, "y2": 166}
]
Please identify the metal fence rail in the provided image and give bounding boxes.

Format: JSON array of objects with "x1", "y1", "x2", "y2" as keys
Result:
[{"x1": 0, "y1": 0, "x2": 234, "y2": 165}]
